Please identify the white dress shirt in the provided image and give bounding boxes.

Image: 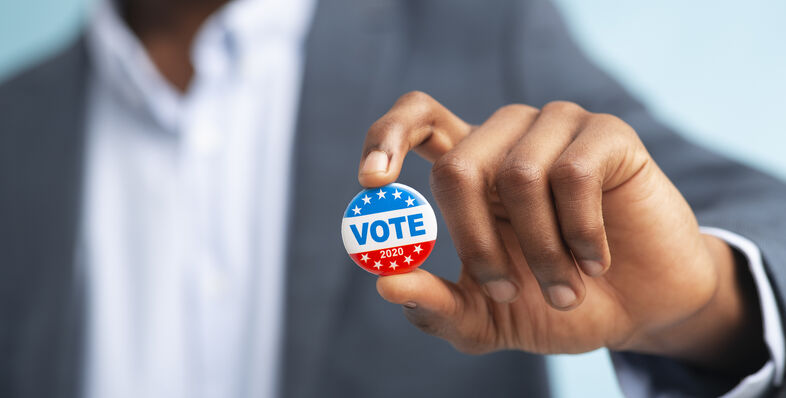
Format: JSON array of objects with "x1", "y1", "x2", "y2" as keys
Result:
[
  {"x1": 614, "y1": 228, "x2": 784, "y2": 397},
  {"x1": 83, "y1": 1, "x2": 314, "y2": 397},
  {"x1": 81, "y1": 1, "x2": 783, "y2": 397}
]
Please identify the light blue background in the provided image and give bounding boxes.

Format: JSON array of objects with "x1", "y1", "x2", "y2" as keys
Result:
[{"x1": 2, "y1": 1, "x2": 784, "y2": 397}]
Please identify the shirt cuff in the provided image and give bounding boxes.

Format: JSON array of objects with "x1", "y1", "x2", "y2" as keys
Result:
[
  {"x1": 610, "y1": 227, "x2": 784, "y2": 397},
  {"x1": 701, "y1": 227, "x2": 784, "y2": 397}
]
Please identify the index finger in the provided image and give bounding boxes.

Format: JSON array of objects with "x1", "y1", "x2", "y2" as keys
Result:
[{"x1": 358, "y1": 91, "x2": 472, "y2": 188}]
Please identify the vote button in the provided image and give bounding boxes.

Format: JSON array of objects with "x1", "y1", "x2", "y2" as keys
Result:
[{"x1": 341, "y1": 183, "x2": 437, "y2": 275}]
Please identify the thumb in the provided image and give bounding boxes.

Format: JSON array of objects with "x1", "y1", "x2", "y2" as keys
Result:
[
  {"x1": 376, "y1": 269, "x2": 467, "y2": 340},
  {"x1": 376, "y1": 268, "x2": 462, "y2": 315},
  {"x1": 378, "y1": 269, "x2": 499, "y2": 355}
]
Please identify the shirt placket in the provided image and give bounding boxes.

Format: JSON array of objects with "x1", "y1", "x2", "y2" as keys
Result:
[{"x1": 180, "y1": 23, "x2": 244, "y2": 398}]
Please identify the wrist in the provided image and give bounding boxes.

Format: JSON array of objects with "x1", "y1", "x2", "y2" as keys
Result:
[{"x1": 622, "y1": 234, "x2": 767, "y2": 375}]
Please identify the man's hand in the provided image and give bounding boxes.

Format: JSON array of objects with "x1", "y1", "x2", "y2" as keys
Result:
[{"x1": 358, "y1": 92, "x2": 767, "y2": 375}]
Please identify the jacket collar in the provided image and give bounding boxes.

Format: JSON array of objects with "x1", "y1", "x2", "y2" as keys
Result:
[{"x1": 0, "y1": 1, "x2": 406, "y2": 396}]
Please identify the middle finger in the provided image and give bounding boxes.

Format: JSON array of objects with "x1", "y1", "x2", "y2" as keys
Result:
[
  {"x1": 495, "y1": 101, "x2": 588, "y2": 310},
  {"x1": 430, "y1": 104, "x2": 539, "y2": 303}
]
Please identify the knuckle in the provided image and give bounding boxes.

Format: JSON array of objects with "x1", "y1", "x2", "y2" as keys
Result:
[
  {"x1": 495, "y1": 161, "x2": 545, "y2": 197},
  {"x1": 537, "y1": 242, "x2": 568, "y2": 266},
  {"x1": 549, "y1": 160, "x2": 596, "y2": 186},
  {"x1": 430, "y1": 155, "x2": 481, "y2": 194},
  {"x1": 564, "y1": 221, "x2": 605, "y2": 244},
  {"x1": 541, "y1": 100, "x2": 585, "y2": 115},
  {"x1": 456, "y1": 240, "x2": 497, "y2": 270},
  {"x1": 368, "y1": 117, "x2": 405, "y2": 140},
  {"x1": 524, "y1": 241, "x2": 571, "y2": 276},
  {"x1": 398, "y1": 90, "x2": 434, "y2": 108}
]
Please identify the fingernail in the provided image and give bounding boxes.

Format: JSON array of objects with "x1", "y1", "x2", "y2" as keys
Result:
[
  {"x1": 403, "y1": 301, "x2": 418, "y2": 309},
  {"x1": 483, "y1": 279, "x2": 518, "y2": 303},
  {"x1": 547, "y1": 285, "x2": 577, "y2": 309},
  {"x1": 361, "y1": 151, "x2": 389, "y2": 174},
  {"x1": 580, "y1": 260, "x2": 605, "y2": 276}
]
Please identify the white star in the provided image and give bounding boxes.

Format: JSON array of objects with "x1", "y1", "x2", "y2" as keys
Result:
[
  {"x1": 376, "y1": 189, "x2": 387, "y2": 199},
  {"x1": 405, "y1": 196, "x2": 415, "y2": 206},
  {"x1": 360, "y1": 253, "x2": 370, "y2": 263},
  {"x1": 361, "y1": 195, "x2": 371, "y2": 205},
  {"x1": 413, "y1": 245, "x2": 423, "y2": 254},
  {"x1": 352, "y1": 205, "x2": 362, "y2": 215},
  {"x1": 403, "y1": 255, "x2": 413, "y2": 265},
  {"x1": 373, "y1": 261, "x2": 383, "y2": 269},
  {"x1": 389, "y1": 261, "x2": 398, "y2": 270},
  {"x1": 392, "y1": 189, "x2": 402, "y2": 199}
]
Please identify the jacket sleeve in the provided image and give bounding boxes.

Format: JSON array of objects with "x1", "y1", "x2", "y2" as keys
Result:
[{"x1": 504, "y1": 0, "x2": 786, "y2": 394}]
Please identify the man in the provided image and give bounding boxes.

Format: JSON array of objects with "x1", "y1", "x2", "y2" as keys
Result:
[{"x1": 1, "y1": 0, "x2": 785, "y2": 397}]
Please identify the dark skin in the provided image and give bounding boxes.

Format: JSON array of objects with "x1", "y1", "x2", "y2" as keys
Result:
[
  {"x1": 121, "y1": 0, "x2": 228, "y2": 91},
  {"x1": 125, "y1": 0, "x2": 767, "y2": 379}
]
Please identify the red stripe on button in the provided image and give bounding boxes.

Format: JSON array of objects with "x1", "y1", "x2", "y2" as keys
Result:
[{"x1": 349, "y1": 240, "x2": 436, "y2": 276}]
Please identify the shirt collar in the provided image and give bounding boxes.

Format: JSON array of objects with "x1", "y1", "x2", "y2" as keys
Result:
[
  {"x1": 86, "y1": 0, "x2": 315, "y2": 133},
  {"x1": 87, "y1": 0, "x2": 184, "y2": 131}
]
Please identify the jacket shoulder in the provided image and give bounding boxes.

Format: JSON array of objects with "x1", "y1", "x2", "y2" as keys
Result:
[{"x1": 0, "y1": 37, "x2": 89, "y2": 120}]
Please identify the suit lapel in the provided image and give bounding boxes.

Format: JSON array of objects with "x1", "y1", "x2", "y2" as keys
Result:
[
  {"x1": 281, "y1": 1, "x2": 405, "y2": 397},
  {"x1": 0, "y1": 39, "x2": 89, "y2": 398},
  {"x1": 1, "y1": 5, "x2": 405, "y2": 396}
]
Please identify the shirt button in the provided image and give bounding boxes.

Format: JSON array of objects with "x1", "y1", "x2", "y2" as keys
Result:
[{"x1": 191, "y1": 128, "x2": 220, "y2": 155}]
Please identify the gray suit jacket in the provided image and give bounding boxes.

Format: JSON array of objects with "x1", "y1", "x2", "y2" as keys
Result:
[{"x1": 2, "y1": 1, "x2": 786, "y2": 397}]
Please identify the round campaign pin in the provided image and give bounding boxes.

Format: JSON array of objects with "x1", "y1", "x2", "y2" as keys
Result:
[{"x1": 341, "y1": 183, "x2": 438, "y2": 276}]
